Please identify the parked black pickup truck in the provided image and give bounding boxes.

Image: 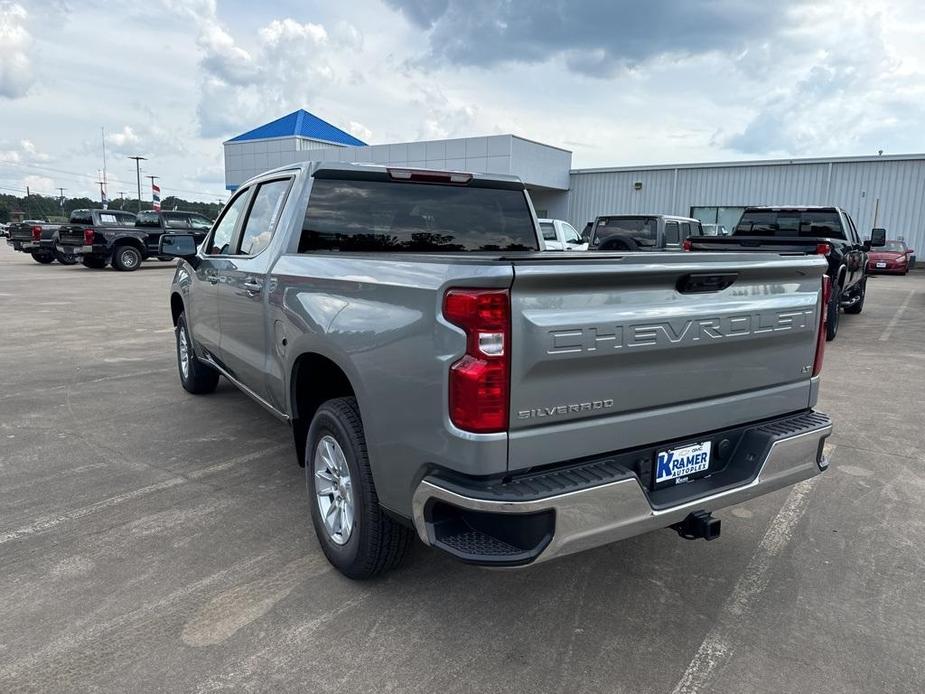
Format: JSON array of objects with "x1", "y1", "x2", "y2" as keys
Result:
[
  {"x1": 5, "y1": 220, "x2": 74, "y2": 264},
  {"x1": 57, "y1": 209, "x2": 211, "y2": 271},
  {"x1": 687, "y1": 206, "x2": 885, "y2": 341}
]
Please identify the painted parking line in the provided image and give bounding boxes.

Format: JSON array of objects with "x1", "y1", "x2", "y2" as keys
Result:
[
  {"x1": 879, "y1": 289, "x2": 916, "y2": 342},
  {"x1": 670, "y1": 446, "x2": 834, "y2": 694},
  {"x1": 0, "y1": 443, "x2": 288, "y2": 545}
]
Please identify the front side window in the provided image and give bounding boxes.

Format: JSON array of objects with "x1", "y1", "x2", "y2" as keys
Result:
[
  {"x1": 665, "y1": 222, "x2": 680, "y2": 245},
  {"x1": 539, "y1": 222, "x2": 557, "y2": 241},
  {"x1": 189, "y1": 215, "x2": 212, "y2": 230},
  {"x1": 239, "y1": 179, "x2": 290, "y2": 256},
  {"x1": 300, "y1": 178, "x2": 538, "y2": 253},
  {"x1": 208, "y1": 190, "x2": 249, "y2": 255}
]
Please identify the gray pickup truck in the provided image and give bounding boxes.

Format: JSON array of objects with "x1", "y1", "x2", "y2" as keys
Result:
[{"x1": 161, "y1": 162, "x2": 834, "y2": 579}]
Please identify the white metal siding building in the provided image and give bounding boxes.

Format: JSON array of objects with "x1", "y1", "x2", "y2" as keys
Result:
[
  {"x1": 568, "y1": 155, "x2": 925, "y2": 252},
  {"x1": 224, "y1": 111, "x2": 925, "y2": 253}
]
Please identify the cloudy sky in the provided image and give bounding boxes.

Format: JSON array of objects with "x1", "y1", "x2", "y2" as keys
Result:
[{"x1": 1, "y1": 0, "x2": 924, "y2": 202}]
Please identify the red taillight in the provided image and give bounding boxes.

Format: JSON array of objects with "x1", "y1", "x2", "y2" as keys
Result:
[
  {"x1": 812, "y1": 275, "x2": 831, "y2": 377},
  {"x1": 815, "y1": 242, "x2": 830, "y2": 256},
  {"x1": 682, "y1": 239, "x2": 692, "y2": 251},
  {"x1": 83, "y1": 228, "x2": 95, "y2": 245},
  {"x1": 31, "y1": 226, "x2": 42, "y2": 241},
  {"x1": 443, "y1": 288, "x2": 510, "y2": 433}
]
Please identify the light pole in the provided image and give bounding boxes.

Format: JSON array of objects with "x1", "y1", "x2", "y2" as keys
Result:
[{"x1": 128, "y1": 156, "x2": 146, "y2": 212}]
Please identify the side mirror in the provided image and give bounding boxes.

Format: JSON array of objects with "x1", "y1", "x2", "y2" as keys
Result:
[
  {"x1": 159, "y1": 234, "x2": 199, "y2": 267},
  {"x1": 869, "y1": 228, "x2": 886, "y2": 247}
]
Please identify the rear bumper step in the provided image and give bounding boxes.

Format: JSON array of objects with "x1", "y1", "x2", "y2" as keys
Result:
[{"x1": 412, "y1": 410, "x2": 832, "y2": 567}]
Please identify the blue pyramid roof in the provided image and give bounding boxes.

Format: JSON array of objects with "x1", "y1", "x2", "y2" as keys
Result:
[{"x1": 226, "y1": 109, "x2": 366, "y2": 146}]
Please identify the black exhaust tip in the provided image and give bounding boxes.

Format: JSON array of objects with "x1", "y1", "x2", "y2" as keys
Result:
[{"x1": 672, "y1": 510, "x2": 721, "y2": 541}]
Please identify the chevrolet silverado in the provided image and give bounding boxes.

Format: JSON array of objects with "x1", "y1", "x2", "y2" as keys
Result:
[{"x1": 160, "y1": 163, "x2": 834, "y2": 579}]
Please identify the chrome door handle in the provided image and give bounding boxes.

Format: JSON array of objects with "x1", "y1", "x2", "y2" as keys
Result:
[{"x1": 242, "y1": 278, "x2": 263, "y2": 293}]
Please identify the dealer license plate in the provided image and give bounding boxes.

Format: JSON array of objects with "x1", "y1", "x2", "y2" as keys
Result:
[
  {"x1": 876, "y1": 262, "x2": 887, "y2": 268},
  {"x1": 654, "y1": 441, "x2": 712, "y2": 488}
]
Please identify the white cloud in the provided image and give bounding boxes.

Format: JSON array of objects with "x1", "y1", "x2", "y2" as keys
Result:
[
  {"x1": 0, "y1": 2, "x2": 33, "y2": 98},
  {"x1": 348, "y1": 121, "x2": 373, "y2": 142},
  {"x1": 22, "y1": 174, "x2": 54, "y2": 195}
]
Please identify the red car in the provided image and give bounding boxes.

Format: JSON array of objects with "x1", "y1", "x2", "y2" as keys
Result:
[{"x1": 867, "y1": 240, "x2": 914, "y2": 275}]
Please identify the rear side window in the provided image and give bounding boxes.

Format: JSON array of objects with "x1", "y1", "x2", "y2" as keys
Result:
[
  {"x1": 735, "y1": 210, "x2": 845, "y2": 239},
  {"x1": 136, "y1": 211, "x2": 161, "y2": 227},
  {"x1": 98, "y1": 213, "x2": 122, "y2": 226},
  {"x1": 665, "y1": 222, "x2": 680, "y2": 245},
  {"x1": 164, "y1": 213, "x2": 189, "y2": 229},
  {"x1": 239, "y1": 179, "x2": 290, "y2": 256},
  {"x1": 300, "y1": 178, "x2": 538, "y2": 252},
  {"x1": 681, "y1": 222, "x2": 692, "y2": 238},
  {"x1": 539, "y1": 222, "x2": 557, "y2": 241}
]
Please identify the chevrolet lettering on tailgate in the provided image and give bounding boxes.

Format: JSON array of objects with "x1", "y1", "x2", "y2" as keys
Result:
[{"x1": 547, "y1": 309, "x2": 816, "y2": 355}]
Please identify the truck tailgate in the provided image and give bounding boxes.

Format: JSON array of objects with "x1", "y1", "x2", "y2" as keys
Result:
[{"x1": 507, "y1": 252, "x2": 827, "y2": 471}]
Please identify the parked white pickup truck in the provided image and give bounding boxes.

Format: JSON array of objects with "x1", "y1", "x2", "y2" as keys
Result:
[{"x1": 539, "y1": 218, "x2": 587, "y2": 250}]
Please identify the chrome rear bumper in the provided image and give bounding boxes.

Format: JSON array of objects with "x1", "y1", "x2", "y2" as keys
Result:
[{"x1": 412, "y1": 414, "x2": 832, "y2": 566}]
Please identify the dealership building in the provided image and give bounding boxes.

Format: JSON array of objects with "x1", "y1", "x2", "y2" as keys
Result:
[{"x1": 225, "y1": 110, "x2": 925, "y2": 252}]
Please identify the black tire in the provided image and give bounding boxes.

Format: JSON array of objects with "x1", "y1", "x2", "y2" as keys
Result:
[
  {"x1": 844, "y1": 279, "x2": 866, "y2": 314},
  {"x1": 306, "y1": 397, "x2": 412, "y2": 579},
  {"x1": 30, "y1": 252, "x2": 55, "y2": 264},
  {"x1": 54, "y1": 249, "x2": 79, "y2": 265},
  {"x1": 81, "y1": 256, "x2": 108, "y2": 269},
  {"x1": 112, "y1": 244, "x2": 143, "y2": 271},
  {"x1": 176, "y1": 312, "x2": 219, "y2": 395},
  {"x1": 826, "y1": 285, "x2": 841, "y2": 341}
]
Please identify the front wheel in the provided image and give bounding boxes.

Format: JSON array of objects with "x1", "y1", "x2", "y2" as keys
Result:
[
  {"x1": 30, "y1": 252, "x2": 55, "y2": 264},
  {"x1": 176, "y1": 312, "x2": 219, "y2": 394},
  {"x1": 306, "y1": 397, "x2": 412, "y2": 579},
  {"x1": 112, "y1": 245, "x2": 143, "y2": 271},
  {"x1": 844, "y1": 280, "x2": 866, "y2": 314}
]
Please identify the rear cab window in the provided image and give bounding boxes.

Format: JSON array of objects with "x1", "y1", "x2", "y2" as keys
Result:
[
  {"x1": 300, "y1": 175, "x2": 538, "y2": 253},
  {"x1": 592, "y1": 216, "x2": 658, "y2": 250},
  {"x1": 539, "y1": 222, "x2": 557, "y2": 241},
  {"x1": 735, "y1": 209, "x2": 846, "y2": 239}
]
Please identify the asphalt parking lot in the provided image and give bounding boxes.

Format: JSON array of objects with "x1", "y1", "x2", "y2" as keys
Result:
[{"x1": 1, "y1": 246, "x2": 923, "y2": 693}]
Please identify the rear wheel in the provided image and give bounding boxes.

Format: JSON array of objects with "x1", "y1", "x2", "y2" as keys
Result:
[
  {"x1": 306, "y1": 397, "x2": 412, "y2": 579},
  {"x1": 826, "y1": 285, "x2": 841, "y2": 341},
  {"x1": 54, "y1": 249, "x2": 79, "y2": 265},
  {"x1": 844, "y1": 279, "x2": 866, "y2": 315},
  {"x1": 112, "y1": 245, "x2": 143, "y2": 271},
  {"x1": 176, "y1": 312, "x2": 219, "y2": 394},
  {"x1": 81, "y1": 256, "x2": 108, "y2": 269},
  {"x1": 30, "y1": 252, "x2": 55, "y2": 264}
]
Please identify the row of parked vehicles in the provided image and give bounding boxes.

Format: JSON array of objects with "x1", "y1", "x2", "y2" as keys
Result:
[
  {"x1": 3, "y1": 209, "x2": 213, "y2": 271},
  {"x1": 543, "y1": 206, "x2": 907, "y2": 341}
]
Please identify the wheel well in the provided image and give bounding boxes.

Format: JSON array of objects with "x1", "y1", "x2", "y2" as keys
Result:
[
  {"x1": 113, "y1": 238, "x2": 145, "y2": 254},
  {"x1": 170, "y1": 293, "x2": 184, "y2": 326},
  {"x1": 290, "y1": 353, "x2": 356, "y2": 466}
]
